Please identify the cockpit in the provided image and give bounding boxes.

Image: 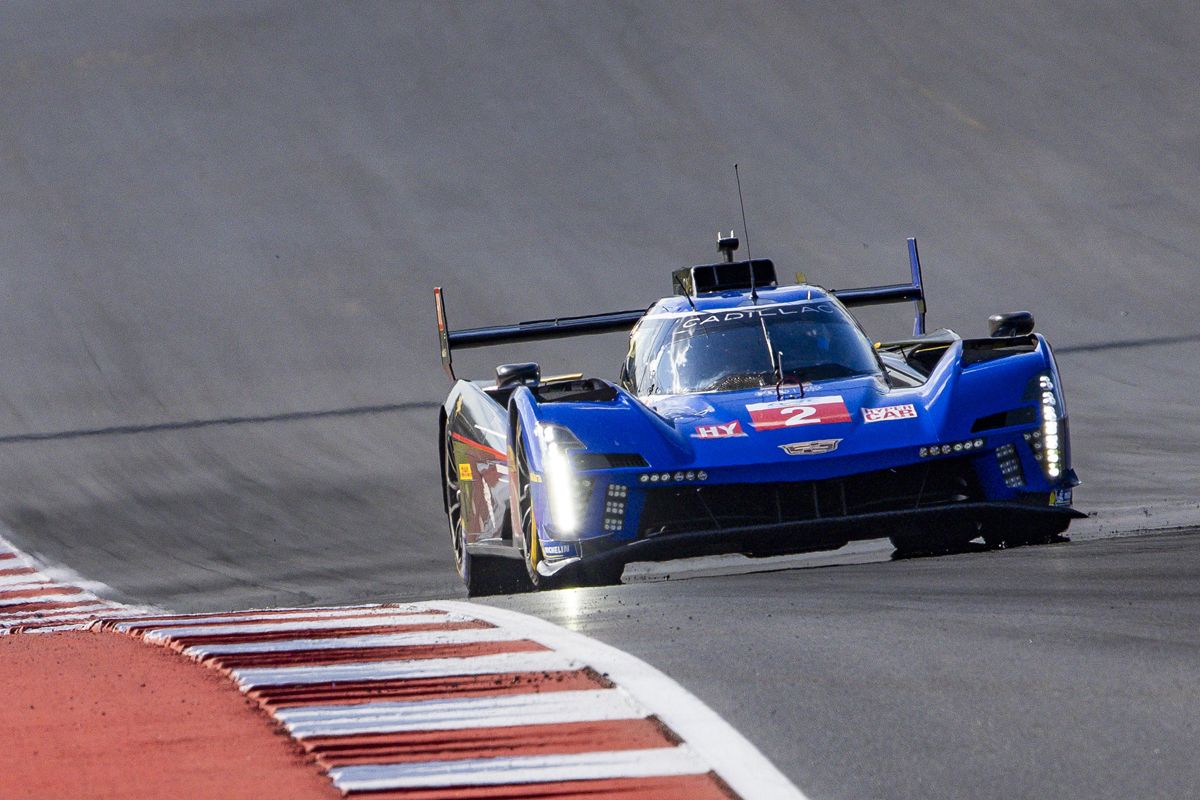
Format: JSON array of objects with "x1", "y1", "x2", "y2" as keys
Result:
[{"x1": 620, "y1": 299, "x2": 882, "y2": 396}]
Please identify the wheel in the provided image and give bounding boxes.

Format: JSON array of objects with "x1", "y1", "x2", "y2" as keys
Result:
[
  {"x1": 511, "y1": 425, "x2": 624, "y2": 590},
  {"x1": 443, "y1": 428, "x2": 527, "y2": 596},
  {"x1": 981, "y1": 516, "x2": 1071, "y2": 549},
  {"x1": 512, "y1": 431, "x2": 551, "y2": 590}
]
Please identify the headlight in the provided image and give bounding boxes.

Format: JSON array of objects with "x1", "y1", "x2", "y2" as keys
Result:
[
  {"x1": 535, "y1": 424, "x2": 585, "y2": 535},
  {"x1": 1027, "y1": 373, "x2": 1065, "y2": 480}
]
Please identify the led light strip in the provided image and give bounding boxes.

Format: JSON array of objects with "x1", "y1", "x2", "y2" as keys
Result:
[
  {"x1": 639, "y1": 470, "x2": 709, "y2": 484},
  {"x1": 1036, "y1": 375, "x2": 1063, "y2": 479},
  {"x1": 919, "y1": 438, "x2": 984, "y2": 458}
]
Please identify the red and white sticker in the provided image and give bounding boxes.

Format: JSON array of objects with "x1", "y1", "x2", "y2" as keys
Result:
[
  {"x1": 862, "y1": 404, "x2": 918, "y2": 423},
  {"x1": 692, "y1": 420, "x2": 747, "y2": 439},
  {"x1": 746, "y1": 396, "x2": 851, "y2": 430}
]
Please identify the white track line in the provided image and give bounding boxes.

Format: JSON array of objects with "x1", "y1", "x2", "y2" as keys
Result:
[
  {"x1": 437, "y1": 600, "x2": 807, "y2": 800},
  {"x1": 185, "y1": 626, "x2": 518, "y2": 657},
  {"x1": 233, "y1": 649, "x2": 579, "y2": 689},
  {"x1": 141, "y1": 613, "x2": 465, "y2": 642},
  {"x1": 278, "y1": 689, "x2": 643, "y2": 738},
  {"x1": 328, "y1": 746, "x2": 709, "y2": 791}
]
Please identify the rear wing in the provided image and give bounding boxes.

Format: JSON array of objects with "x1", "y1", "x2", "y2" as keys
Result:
[
  {"x1": 434, "y1": 287, "x2": 644, "y2": 381},
  {"x1": 435, "y1": 237, "x2": 928, "y2": 381},
  {"x1": 831, "y1": 237, "x2": 927, "y2": 337}
]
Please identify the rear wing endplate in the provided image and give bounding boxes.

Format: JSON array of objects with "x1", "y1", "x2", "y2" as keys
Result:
[{"x1": 831, "y1": 237, "x2": 927, "y2": 336}]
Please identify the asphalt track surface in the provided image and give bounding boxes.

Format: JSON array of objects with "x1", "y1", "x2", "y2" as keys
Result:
[
  {"x1": 488, "y1": 530, "x2": 1200, "y2": 800},
  {"x1": 1, "y1": 2, "x2": 1198, "y2": 798}
]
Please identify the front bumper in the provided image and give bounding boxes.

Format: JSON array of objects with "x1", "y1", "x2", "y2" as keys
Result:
[{"x1": 540, "y1": 501, "x2": 1085, "y2": 581}]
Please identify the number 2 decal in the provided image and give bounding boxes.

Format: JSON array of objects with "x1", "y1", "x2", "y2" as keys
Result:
[
  {"x1": 781, "y1": 405, "x2": 818, "y2": 425},
  {"x1": 746, "y1": 396, "x2": 852, "y2": 430}
]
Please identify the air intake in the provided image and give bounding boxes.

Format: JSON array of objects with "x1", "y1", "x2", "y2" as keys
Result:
[{"x1": 672, "y1": 259, "x2": 776, "y2": 296}]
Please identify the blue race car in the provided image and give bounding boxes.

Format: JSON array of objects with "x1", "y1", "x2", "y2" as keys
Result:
[{"x1": 436, "y1": 235, "x2": 1081, "y2": 595}]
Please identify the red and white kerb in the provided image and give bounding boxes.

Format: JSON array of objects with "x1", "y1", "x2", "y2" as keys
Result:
[
  {"x1": 2, "y1": 535, "x2": 806, "y2": 798},
  {"x1": 96, "y1": 600, "x2": 807, "y2": 799},
  {"x1": 0, "y1": 535, "x2": 154, "y2": 634}
]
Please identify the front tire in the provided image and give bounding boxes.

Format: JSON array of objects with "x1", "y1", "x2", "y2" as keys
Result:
[
  {"x1": 511, "y1": 430, "x2": 627, "y2": 589},
  {"x1": 444, "y1": 428, "x2": 527, "y2": 596},
  {"x1": 513, "y1": 431, "x2": 551, "y2": 590}
]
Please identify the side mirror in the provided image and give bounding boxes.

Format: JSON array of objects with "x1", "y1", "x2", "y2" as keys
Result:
[
  {"x1": 496, "y1": 362, "x2": 541, "y2": 388},
  {"x1": 988, "y1": 311, "x2": 1035, "y2": 338}
]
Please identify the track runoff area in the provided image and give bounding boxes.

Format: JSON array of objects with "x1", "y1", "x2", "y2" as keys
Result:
[{"x1": 0, "y1": 536, "x2": 803, "y2": 800}]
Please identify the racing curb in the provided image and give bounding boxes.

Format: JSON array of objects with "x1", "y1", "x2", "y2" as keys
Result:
[
  {"x1": 94, "y1": 600, "x2": 807, "y2": 799},
  {"x1": 0, "y1": 535, "x2": 155, "y2": 634},
  {"x1": 2, "y1": 534, "x2": 805, "y2": 797}
]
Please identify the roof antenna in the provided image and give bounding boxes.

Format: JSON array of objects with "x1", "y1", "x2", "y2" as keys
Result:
[{"x1": 735, "y1": 163, "x2": 756, "y2": 303}]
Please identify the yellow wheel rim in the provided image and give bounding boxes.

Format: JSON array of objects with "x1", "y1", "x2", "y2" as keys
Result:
[{"x1": 528, "y1": 507, "x2": 540, "y2": 572}]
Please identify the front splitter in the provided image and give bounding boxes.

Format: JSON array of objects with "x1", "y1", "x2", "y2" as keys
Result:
[{"x1": 541, "y1": 502, "x2": 1086, "y2": 584}]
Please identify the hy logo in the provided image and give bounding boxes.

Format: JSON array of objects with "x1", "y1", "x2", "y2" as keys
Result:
[
  {"x1": 692, "y1": 420, "x2": 746, "y2": 439},
  {"x1": 779, "y1": 439, "x2": 842, "y2": 456}
]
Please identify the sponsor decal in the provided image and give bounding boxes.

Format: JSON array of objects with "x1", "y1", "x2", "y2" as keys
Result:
[
  {"x1": 542, "y1": 541, "x2": 576, "y2": 558},
  {"x1": 692, "y1": 420, "x2": 747, "y2": 439},
  {"x1": 458, "y1": 463, "x2": 473, "y2": 481},
  {"x1": 863, "y1": 404, "x2": 918, "y2": 423},
  {"x1": 746, "y1": 395, "x2": 851, "y2": 430},
  {"x1": 453, "y1": 431, "x2": 509, "y2": 460},
  {"x1": 780, "y1": 439, "x2": 842, "y2": 456},
  {"x1": 678, "y1": 302, "x2": 837, "y2": 330},
  {"x1": 1050, "y1": 488, "x2": 1073, "y2": 507}
]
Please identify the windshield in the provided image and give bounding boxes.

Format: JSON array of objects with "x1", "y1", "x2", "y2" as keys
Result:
[{"x1": 622, "y1": 300, "x2": 881, "y2": 395}]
